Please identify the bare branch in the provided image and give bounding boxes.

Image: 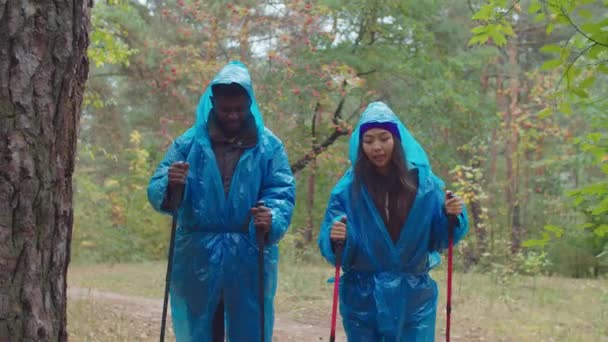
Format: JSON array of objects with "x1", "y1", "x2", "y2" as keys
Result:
[
  {"x1": 89, "y1": 72, "x2": 129, "y2": 79},
  {"x1": 311, "y1": 102, "x2": 320, "y2": 139},
  {"x1": 357, "y1": 69, "x2": 377, "y2": 77},
  {"x1": 291, "y1": 94, "x2": 349, "y2": 173},
  {"x1": 290, "y1": 128, "x2": 349, "y2": 174},
  {"x1": 332, "y1": 96, "x2": 346, "y2": 124}
]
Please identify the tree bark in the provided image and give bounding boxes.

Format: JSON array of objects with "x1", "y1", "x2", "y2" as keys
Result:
[{"x1": 0, "y1": 0, "x2": 92, "y2": 340}]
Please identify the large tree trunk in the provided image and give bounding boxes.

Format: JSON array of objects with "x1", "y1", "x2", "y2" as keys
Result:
[{"x1": 0, "y1": 0, "x2": 92, "y2": 340}]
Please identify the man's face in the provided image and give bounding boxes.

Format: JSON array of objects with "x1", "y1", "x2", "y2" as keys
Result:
[{"x1": 211, "y1": 94, "x2": 251, "y2": 133}]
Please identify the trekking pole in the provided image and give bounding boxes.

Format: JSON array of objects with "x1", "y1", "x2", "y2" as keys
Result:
[
  {"x1": 160, "y1": 182, "x2": 184, "y2": 342},
  {"x1": 330, "y1": 217, "x2": 347, "y2": 342},
  {"x1": 446, "y1": 192, "x2": 457, "y2": 342},
  {"x1": 253, "y1": 201, "x2": 266, "y2": 342}
]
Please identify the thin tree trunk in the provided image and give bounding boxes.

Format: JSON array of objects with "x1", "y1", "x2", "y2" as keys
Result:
[
  {"x1": 471, "y1": 160, "x2": 488, "y2": 259},
  {"x1": 490, "y1": 65, "x2": 505, "y2": 186},
  {"x1": 209, "y1": 17, "x2": 219, "y2": 59},
  {"x1": 301, "y1": 104, "x2": 322, "y2": 247},
  {"x1": 535, "y1": 137, "x2": 545, "y2": 178},
  {"x1": 482, "y1": 65, "x2": 497, "y2": 184},
  {"x1": 488, "y1": 128, "x2": 498, "y2": 183},
  {"x1": 239, "y1": 16, "x2": 250, "y2": 61},
  {"x1": 494, "y1": 69, "x2": 508, "y2": 252},
  {"x1": 304, "y1": 161, "x2": 316, "y2": 245},
  {"x1": 470, "y1": 200, "x2": 487, "y2": 253},
  {"x1": 460, "y1": 156, "x2": 489, "y2": 270},
  {"x1": 0, "y1": 0, "x2": 92, "y2": 340},
  {"x1": 506, "y1": 40, "x2": 521, "y2": 254}
]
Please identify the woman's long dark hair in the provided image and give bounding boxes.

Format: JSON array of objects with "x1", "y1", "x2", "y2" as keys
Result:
[{"x1": 353, "y1": 134, "x2": 417, "y2": 196}]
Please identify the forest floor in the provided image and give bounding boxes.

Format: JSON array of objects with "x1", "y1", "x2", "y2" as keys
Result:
[{"x1": 67, "y1": 261, "x2": 607, "y2": 341}]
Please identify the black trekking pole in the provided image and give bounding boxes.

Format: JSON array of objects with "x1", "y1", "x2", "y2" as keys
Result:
[
  {"x1": 445, "y1": 191, "x2": 457, "y2": 342},
  {"x1": 252, "y1": 201, "x2": 266, "y2": 342},
  {"x1": 159, "y1": 183, "x2": 184, "y2": 342}
]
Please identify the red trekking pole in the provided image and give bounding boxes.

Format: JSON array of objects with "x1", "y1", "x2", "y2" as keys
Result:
[
  {"x1": 330, "y1": 217, "x2": 346, "y2": 342},
  {"x1": 446, "y1": 192, "x2": 457, "y2": 342}
]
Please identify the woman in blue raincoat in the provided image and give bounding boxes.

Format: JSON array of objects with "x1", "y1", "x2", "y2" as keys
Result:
[
  {"x1": 318, "y1": 102, "x2": 468, "y2": 341},
  {"x1": 148, "y1": 61, "x2": 295, "y2": 341}
]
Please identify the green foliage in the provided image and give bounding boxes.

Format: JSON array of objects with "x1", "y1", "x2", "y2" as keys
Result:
[
  {"x1": 73, "y1": 131, "x2": 169, "y2": 263},
  {"x1": 470, "y1": 0, "x2": 608, "y2": 104},
  {"x1": 522, "y1": 112, "x2": 607, "y2": 260},
  {"x1": 522, "y1": 225, "x2": 565, "y2": 249},
  {"x1": 88, "y1": 1, "x2": 138, "y2": 68},
  {"x1": 84, "y1": 1, "x2": 140, "y2": 112},
  {"x1": 567, "y1": 116, "x2": 608, "y2": 238},
  {"x1": 546, "y1": 232, "x2": 607, "y2": 278},
  {"x1": 468, "y1": 0, "x2": 608, "y2": 276},
  {"x1": 514, "y1": 251, "x2": 553, "y2": 276}
]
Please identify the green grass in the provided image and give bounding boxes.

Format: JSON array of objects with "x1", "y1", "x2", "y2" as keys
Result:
[
  {"x1": 430, "y1": 270, "x2": 608, "y2": 341},
  {"x1": 68, "y1": 260, "x2": 608, "y2": 341},
  {"x1": 68, "y1": 298, "x2": 175, "y2": 342},
  {"x1": 69, "y1": 261, "x2": 166, "y2": 298}
]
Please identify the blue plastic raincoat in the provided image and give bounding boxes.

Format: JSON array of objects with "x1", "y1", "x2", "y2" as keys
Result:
[
  {"x1": 148, "y1": 61, "x2": 295, "y2": 342},
  {"x1": 318, "y1": 102, "x2": 468, "y2": 341}
]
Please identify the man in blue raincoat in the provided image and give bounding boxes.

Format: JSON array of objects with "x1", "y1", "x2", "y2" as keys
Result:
[
  {"x1": 318, "y1": 102, "x2": 468, "y2": 341},
  {"x1": 148, "y1": 61, "x2": 296, "y2": 342}
]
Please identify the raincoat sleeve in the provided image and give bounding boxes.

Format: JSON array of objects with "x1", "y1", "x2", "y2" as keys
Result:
[
  {"x1": 260, "y1": 143, "x2": 296, "y2": 246},
  {"x1": 147, "y1": 132, "x2": 192, "y2": 215},
  {"x1": 318, "y1": 183, "x2": 352, "y2": 266},
  {"x1": 429, "y1": 181, "x2": 469, "y2": 252}
]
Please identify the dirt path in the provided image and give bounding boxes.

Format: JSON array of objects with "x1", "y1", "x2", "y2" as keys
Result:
[
  {"x1": 68, "y1": 287, "x2": 495, "y2": 341},
  {"x1": 68, "y1": 287, "x2": 346, "y2": 341}
]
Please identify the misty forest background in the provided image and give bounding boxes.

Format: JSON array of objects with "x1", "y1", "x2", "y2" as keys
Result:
[{"x1": 75, "y1": 0, "x2": 608, "y2": 279}]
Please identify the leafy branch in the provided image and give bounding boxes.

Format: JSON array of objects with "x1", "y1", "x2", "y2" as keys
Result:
[
  {"x1": 556, "y1": 43, "x2": 596, "y2": 90},
  {"x1": 560, "y1": 8, "x2": 608, "y2": 48}
]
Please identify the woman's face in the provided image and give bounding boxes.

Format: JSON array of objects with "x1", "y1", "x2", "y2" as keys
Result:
[{"x1": 361, "y1": 128, "x2": 395, "y2": 172}]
